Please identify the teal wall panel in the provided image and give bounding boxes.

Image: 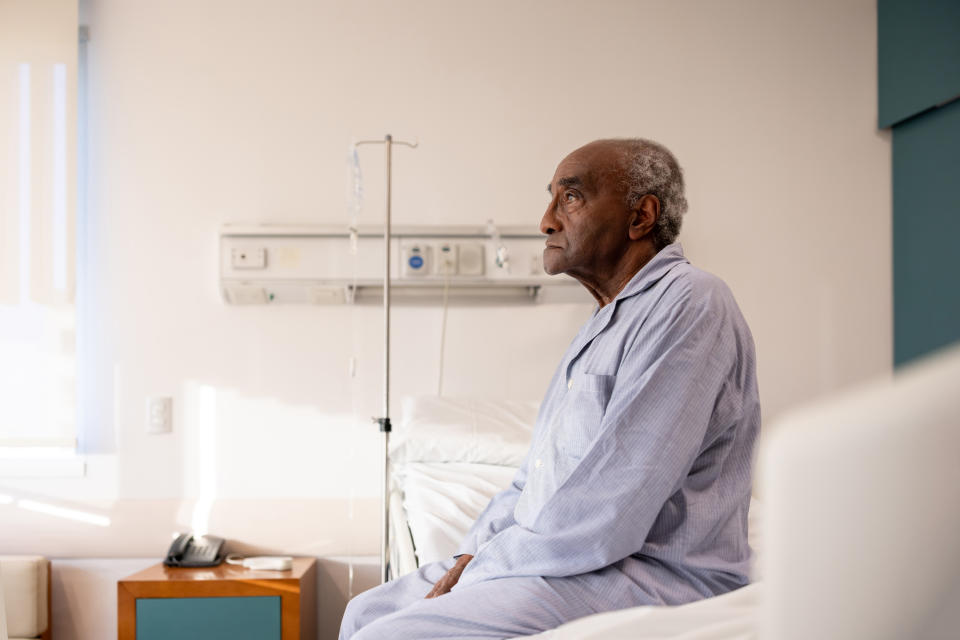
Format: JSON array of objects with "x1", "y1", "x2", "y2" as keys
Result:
[
  {"x1": 136, "y1": 596, "x2": 281, "y2": 640},
  {"x1": 893, "y1": 98, "x2": 960, "y2": 365},
  {"x1": 878, "y1": 0, "x2": 960, "y2": 128}
]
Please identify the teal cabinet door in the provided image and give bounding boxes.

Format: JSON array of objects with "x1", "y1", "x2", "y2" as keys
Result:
[{"x1": 136, "y1": 596, "x2": 281, "y2": 640}]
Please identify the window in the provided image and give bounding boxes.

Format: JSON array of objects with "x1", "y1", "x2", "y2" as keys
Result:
[{"x1": 0, "y1": 0, "x2": 81, "y2": 466}]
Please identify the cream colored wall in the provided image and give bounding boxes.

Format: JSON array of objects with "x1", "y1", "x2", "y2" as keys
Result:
[{"x1": 0, "y1": 1, "x2": 889, "y2": 638}]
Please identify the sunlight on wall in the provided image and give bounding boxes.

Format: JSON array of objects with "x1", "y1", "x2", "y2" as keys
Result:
[
  {"x1": 17, "y1": 497, "x2": 110, "y2": 527},
  {"x1": 189, "y1": 384, "x2": 217, "y2": 536},
  {"x1": 170, "y1": 378, "x2": 380, "y2": 556},
  {"x1": 181, "y1": 381, "x2": 378, "y2": 500}
]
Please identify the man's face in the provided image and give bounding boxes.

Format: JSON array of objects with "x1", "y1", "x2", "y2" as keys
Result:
[{"x1": 540, "y1": 143, "x2": 631, "y2": 280}]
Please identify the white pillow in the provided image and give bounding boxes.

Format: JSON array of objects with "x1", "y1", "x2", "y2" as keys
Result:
[{"x1": 390, "y1": 396, "x2": 538, "y2": 466}]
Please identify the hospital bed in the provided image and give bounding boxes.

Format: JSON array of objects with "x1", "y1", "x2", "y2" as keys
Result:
[{"x1": 387, "y1": 343, "x2": 960, "y2": 639}]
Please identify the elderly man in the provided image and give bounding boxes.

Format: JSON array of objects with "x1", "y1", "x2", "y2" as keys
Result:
[{"x1": 340, "y1": 138, "x2": 760, "y2": 639}]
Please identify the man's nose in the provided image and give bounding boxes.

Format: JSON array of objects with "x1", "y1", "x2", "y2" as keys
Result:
[{"x1": 540, "y1": 200, "x2": 560, "y2": 235}]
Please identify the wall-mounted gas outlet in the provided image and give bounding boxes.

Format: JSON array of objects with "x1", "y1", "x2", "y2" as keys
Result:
[
  {"x1": 146, "y1": 397, "x2": 173, "y2": 434},
  {"x1": 231, "y1": 247, "x2": 267, "y2": 269}
]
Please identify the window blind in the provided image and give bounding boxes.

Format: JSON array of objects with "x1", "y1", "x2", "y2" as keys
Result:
[{"x1": 0, "y1": 0, "x2": 79, "y2": 448}]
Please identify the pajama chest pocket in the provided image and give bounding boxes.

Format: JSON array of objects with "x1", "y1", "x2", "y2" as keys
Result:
[{"x1": 555, "y1": 372, "x2": 617, "y2": 460}]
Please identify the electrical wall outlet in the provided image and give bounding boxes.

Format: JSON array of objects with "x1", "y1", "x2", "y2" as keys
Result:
[
  {"x1": 231, "y1": 247, "x2": 267, "y2": 269},
  {"x1": 146, "y1": 397, "x2": 173, "y2": 434},
  {"x1": 436, "y1": 243, "x2": 458, "y2": 276}
]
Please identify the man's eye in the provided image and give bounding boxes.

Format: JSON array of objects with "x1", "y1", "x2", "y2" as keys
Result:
[{"x1": 564, "y1": 191, "x2": 579, "y2": 202}]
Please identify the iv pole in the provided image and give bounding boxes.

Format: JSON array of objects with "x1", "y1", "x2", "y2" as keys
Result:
[{"x1": 353, "y1": 134, "x2": 418, "y2": 584}]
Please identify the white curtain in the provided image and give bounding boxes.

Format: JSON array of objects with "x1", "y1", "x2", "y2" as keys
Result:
[{"x1": 0, "y1": 0, "x2": 79, "y2": 448}]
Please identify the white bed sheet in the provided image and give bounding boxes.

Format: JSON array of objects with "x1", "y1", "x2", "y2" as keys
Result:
[
  {"x1": 389, "y1": 487, "x2": 419, "y2": 578},
  {"x1": 395, "y1": 461, "x2": 517, "y2": 566},
  {"x1": 525, "y1": 582, "x2": 760, "y2": 640}
]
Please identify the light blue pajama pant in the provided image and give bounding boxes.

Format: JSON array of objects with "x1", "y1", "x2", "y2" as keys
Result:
[{"x1": 338, "y1": 557, "x2": 701, "y2": 640}]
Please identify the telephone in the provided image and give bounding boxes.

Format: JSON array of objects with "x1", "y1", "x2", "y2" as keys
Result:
[{"x1": 163, "y1": 533, "x2": 226, "y2": 568}]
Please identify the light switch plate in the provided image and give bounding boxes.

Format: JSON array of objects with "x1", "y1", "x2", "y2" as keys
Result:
[{"x1": 146, "y1": 397, "x2": 173, "y2": 434}]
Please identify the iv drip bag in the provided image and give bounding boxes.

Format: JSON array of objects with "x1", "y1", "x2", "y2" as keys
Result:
[{"x1": 347, "y1": 145, "x2": 364, "y2": 254}]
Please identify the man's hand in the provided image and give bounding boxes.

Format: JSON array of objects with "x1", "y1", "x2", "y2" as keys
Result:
[{"x1": 424, "y1": 554, "x2": 473, "y2": 599}]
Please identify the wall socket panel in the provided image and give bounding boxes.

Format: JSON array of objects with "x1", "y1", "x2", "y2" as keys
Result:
[
  {"x1": 401, "y1": 241, "x2": 486, "y2": 278},
  {"x1": 146, "y1": 397, "x2": 173, "y2": 434}
]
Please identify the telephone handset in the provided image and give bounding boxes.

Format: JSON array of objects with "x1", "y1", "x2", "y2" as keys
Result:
[{"x1": 163, "y1": 533, "x2": 226, "y2": 567}]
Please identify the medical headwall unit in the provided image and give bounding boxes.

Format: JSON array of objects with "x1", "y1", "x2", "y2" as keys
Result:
[{"x1": 219, "y1": 224, "x2": 586, "y2": 305}]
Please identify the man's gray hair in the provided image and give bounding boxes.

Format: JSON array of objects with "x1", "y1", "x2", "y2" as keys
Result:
[{"x1": 614, "y1": 138, "x2": 688, "y2": 249}]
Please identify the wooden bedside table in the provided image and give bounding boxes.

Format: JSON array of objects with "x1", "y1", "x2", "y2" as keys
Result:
[{"x1": 118, "y1": 558, "x2": 317, "y2": 640}]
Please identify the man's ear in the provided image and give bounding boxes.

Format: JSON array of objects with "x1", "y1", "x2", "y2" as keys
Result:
[{"x1": 628, "y1": 194, "x2": 659, "y2": 241}]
